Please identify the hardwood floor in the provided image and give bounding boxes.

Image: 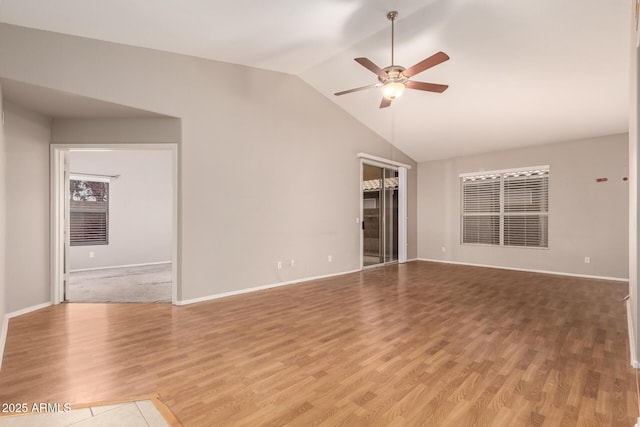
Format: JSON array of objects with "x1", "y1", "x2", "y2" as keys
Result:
[{"x1": 0, "y1": 261, "x2": 636, "y2": 426}]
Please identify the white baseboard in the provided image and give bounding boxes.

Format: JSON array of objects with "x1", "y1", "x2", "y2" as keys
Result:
[
  {"x1": 416, "y1": 258, "x2": 629, "y2": 282},
  {"x1": 70, "y1": 261, "x2": 171, "y2": 273},
  {"x1": 0, "y1": 302, "x2": 52, "y2": 373},
  {"x1": 6, "y1": 302, "x2": 52, "y2": 319},
  {"x1": 177, "y1": 268, "x2": 362, "y2": 306}
]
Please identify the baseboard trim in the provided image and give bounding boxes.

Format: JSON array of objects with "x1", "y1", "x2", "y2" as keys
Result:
[
  {"x1": 627, "y1": 298, "x2": 640, "y2": 369},
  {"x1": 177, "y1": 268, "x2": 362, "y2": 306},
  {"x1": 70, "y1": 261, "x2": 171, "y2": 273},
  {"x1": 7, "y1": 302, "x2": 53, "y2": 319},
  {"x1": 0, "y1": 302, "x2": 52, "y2": 373},
  {"x1": 416, "y1": 258, "x2": 629, "y2": 282}
]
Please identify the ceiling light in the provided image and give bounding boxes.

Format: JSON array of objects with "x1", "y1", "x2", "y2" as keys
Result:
[{"x1": 381, "y1": 82, "x2": 405, "y2": 100}]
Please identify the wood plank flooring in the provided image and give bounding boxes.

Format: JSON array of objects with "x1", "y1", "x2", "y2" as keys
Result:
[{"x1": 0, "y1": 261, "x2": 636, "y2": 426}]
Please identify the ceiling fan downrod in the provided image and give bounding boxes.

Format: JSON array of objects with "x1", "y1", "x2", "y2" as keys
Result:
[{"x1": 387, "y1": 11, "x2": 398, "y2": 66}]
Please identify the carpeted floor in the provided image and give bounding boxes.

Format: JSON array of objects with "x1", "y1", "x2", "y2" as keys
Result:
[{"x1": 68, "y1": 264, "x2": 172, "y2": 303}]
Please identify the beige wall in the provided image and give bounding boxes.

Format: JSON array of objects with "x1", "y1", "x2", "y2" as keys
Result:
[
  {"x1": 0, "y1": 86, "x2": 6, "y2": 326},
  {"x1": 52, "y1": 118, "x2": 181, "y2": 144},
  {"x1": 418, "y1": 134, "x2": 629, "y2": 279},
  {"x1": 0, "y1": 24, "x2": 417, "y2": 307},
  {"x1": 4, "y1": 102, "x2": 51, "y2": 312},
  {"x1": 69, "y1": 150, "x2": 173, "y2": 270}
]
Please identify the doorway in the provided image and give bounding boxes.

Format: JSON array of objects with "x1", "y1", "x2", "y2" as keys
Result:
[
  {"x1": 51, "y1": 144, "x2": 179, "y2": 305},
  {"x1": 362, "y1": 163, "x2": 399, "y2": 267}
]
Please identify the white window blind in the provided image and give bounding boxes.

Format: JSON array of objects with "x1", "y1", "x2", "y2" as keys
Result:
[
  {"x1": 461, "y1": 167, "x2": 549, "y2": 248},
  {"x1": 70, "y1": 179, "x2": 109, "y2": 246},
  {"x1": 461, "y1": 174, "x2": 500, "y2": 245}
]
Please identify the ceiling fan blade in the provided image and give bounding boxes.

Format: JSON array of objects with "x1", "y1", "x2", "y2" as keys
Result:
[
  {"x1": 355, "y1": 58, "x2": 388, "y2": 79},
  {"x1": 334, "y1": 84, "x2": 380, "y2": 96},
  {"x1": 379, "y1": 97, "x2": 392, "y2": 109},
  {"x1": 403, "y1": 51, "x2": 449, "y2": 78},
  {"x1": 406, "y1": 80, "x2": 449, "y2": 93}
]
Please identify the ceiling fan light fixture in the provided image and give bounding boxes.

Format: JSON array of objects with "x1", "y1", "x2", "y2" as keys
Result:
[{"x1": 382, "y1": 81, "x2": 405, "y2": 99}]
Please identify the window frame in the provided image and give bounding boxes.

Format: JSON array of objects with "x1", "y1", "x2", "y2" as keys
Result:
[
  {"x1": 459, "y1": 165, "x2": 550, "y2": 249},
  {"x1": 69, "y1": 176, "x2": 110, "y2": 247}
]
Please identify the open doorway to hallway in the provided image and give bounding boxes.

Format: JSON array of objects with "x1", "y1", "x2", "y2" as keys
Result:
[
  {"x1": 66, "y1": 149, "x2": 173, "y2": 303},
  {"x1": 52, "y1": 145, "x2": 178, "y2": 304}
]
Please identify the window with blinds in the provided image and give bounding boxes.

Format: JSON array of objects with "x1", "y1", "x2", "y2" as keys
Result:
[
  {"x1": 461, "y1": 167, "x2": 549, "y2": 248},
  {"x1": 70, "y1": 179, "x2": 109, "y2": 246}
]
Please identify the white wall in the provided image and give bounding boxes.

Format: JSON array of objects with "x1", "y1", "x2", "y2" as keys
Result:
[
  {"x1": 418, "y1": 134, "x2": 629, "y2": 279},
  {"x1": 0, "y1": 24, "x2": 418, "y2": 307},
  {"x1": 4, "y1": 102, "x2": 51, "y2": 312},
  {"x1": 69, "y1": 150, "x2": 172, "y2": 270}
]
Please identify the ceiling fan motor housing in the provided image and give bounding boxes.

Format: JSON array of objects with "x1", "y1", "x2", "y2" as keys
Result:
[{"x1": 380, "y1": 65, "x2": 407, "y2": 85}]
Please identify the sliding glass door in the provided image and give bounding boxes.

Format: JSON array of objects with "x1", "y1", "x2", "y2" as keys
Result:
[
  {"x1": 384, "y1": 168, "x2": 399, "y2": 263},
  {"x1": 362, "y1": 164, "x2": 399, "y2": 267}
]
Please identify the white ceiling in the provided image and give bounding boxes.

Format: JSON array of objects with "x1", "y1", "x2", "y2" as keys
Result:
[{"x1": 0, "y1": 0, "x2": 631, "y2": 162}]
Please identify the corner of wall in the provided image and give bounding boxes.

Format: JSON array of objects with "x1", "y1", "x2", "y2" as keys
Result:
[
  {"x1": 629, "y1": 0, "x2": 640, "y2": 367},
  {"x1": 0, "y1": 82, "x2": 7, "y2": 370}
]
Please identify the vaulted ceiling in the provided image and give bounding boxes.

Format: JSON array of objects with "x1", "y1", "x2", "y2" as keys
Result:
[{"x1": 0, "y1": 0, "x2": 631, "y2": 162}]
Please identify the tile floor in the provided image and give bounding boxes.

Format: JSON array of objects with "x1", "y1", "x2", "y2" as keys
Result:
[{"x1": 0, "y1": 400, "x2": 173, "y2": 427}]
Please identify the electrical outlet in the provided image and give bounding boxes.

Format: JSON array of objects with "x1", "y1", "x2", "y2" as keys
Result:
[
  {"x1": 441, "y1": 246, "x2": 446, "y2": 253},
  {"x1": 328, "y1": 255, "x2": 332, "y2": 262},
  {"x1": 290, "y1": 259, "x2": 296, "y2": 268},
  {"x1": 584, "y1": 257, "x2": 591, "y2": 264},
  {"x1": 89, "y1": 251, "x2": 95, "y2": 258},
  {"x1": 277, "y1": 261, "x2": 282, "y2": 270}
]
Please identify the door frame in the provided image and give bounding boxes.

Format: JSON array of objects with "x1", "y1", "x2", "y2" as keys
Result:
[
  {"x1": 358, "y1": 153, "x2": 409, "y2": 269},
  {"x1": 50, "y1": 143, "x2": 179, "y2": 304}
]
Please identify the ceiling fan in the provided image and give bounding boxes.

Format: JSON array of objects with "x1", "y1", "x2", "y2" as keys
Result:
[{"x1": 334, "y1": 11, "x2": 449, "y2": 109}]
